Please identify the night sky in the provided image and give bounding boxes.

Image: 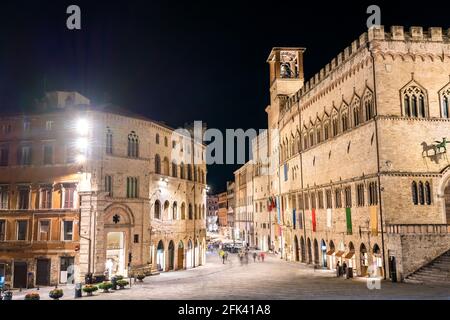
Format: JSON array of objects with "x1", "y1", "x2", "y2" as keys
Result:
[{"x1": 0, "y1": 1, "x2": 447, "y2": 193}]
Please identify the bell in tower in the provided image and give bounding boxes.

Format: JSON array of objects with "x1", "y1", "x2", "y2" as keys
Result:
[{"x1": 267, "y1": 47, "x2": 306, "y2": 97}]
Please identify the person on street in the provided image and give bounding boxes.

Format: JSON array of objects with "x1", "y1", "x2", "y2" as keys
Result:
[
  {"x1": 253, "y1": 252, "x2": 257, "y2": 262},
  {"x1": 224, "y1": 251, "x2": 228, "y2": 261},
  {"x1": 336, "y1": 261, "x2": 341, "y2": 277},
  {"x1": 342, "y1": 261, "x2": 348, "y2": 278},
  {"x1": 260, "y1": 252, "x2": 265, "y2": 262}
]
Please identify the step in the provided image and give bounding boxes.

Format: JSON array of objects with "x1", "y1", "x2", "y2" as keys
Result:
[{"x1": 409, "y1": 275, "x2": 450, "y2": 282}]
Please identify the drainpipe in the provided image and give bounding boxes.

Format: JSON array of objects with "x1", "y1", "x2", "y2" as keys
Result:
[{"x1": 370, "y1": 45, "x2": 387, "y2": 280}]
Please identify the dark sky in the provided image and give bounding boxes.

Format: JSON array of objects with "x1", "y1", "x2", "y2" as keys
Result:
[{"x1": 0, "y1": 0, "x2": 448, "y2": 193}]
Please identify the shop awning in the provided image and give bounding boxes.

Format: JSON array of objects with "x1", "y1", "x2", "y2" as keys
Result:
[
  {"x1": 335, "y1": 251, "x2": 345, "y2": 257},
  {"x1": 344, "y1": 251, "x2": 355, "y2": 259},
  {"x1": 326, "y1": 249, "x2": 335, "y2": 256}
]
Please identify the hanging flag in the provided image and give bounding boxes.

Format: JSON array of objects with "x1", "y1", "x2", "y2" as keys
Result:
[
  {"x1": 346, "y1": 207, "x2": 352, "y2": 235},
  {"x1": 284, "y1": 164, "x2": 288, "y2": 181},
  {"x1": 326, "y1": 208, "x2": 332, "y2": 228},
  {"x1": 370, "y1": 206, "x2": 378, "y2": 236},
  {"x1": 299, "y1": 210, "x2": 303, "y2": 229},
  {"x1": 276, "y1": 196, "x2": 281, "y2": 224},
  {"x1": 312, "y1": 208, "x2": 316, "y2": 232},
  {"x1": 293, "y1": 209, "x2": 296, "y2": 229}
]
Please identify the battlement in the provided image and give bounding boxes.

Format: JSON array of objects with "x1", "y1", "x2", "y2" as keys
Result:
[{"x1": 281, "y1": 26, "x2": 450, "y2": 114}]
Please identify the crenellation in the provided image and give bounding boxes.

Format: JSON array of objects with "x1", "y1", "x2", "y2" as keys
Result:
[
  {"x1": 429, "y1": 27, "x2": 443, "y2": 42},
  {"x1": 410, "y1": 26, "x2": 424, "y2": 40},
  {"x1": 391, "y1": 26, "x2": 405, "y2": 40}
]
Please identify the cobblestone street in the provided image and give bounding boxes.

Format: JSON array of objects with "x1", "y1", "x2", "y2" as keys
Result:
[{"x1": 9, "y1": 251, "x2": 450, "y2": 300}]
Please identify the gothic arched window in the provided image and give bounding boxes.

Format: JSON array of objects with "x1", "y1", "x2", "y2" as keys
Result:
[
  {"x1": 155, "y1": 154, "x2": 161, "y2": 174},
  {"x1": 402, "y1": 83, "x2": 427, "y2": 118},
  {"x1": 154, "y1": 200, "x2": 161, "y2": 219},
  {"x1": 418, "y1": 181, "x2": 425, "y2": 205},
  {"x1": 412, "y1": 181, "x2": 418, "y2": 205},
  {"x1": 425, "y1": 181, "x2": 432, "y2": 205},
  {"x1": 363, "y1": 90, "x2": 375, "y2": 121},
  {"x1": 128, "y1": 132, "x2": 139, "y2": 158},
  {"x1": 440, "y1": 85, "x2": 450, "y2": 119}
]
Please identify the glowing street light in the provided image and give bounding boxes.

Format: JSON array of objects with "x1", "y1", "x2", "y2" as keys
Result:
[
  {"x1": 76, "y1": 154, "x2": 86, "y2": 164},
  {"x1": 76, "y1": 137, "x2": 89, "y2": 151},
  {"x1": 76, "y1": 118, "x2": 89, "y2": 135}
]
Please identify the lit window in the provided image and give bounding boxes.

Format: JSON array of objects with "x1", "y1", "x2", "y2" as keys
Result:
[{"x1": 62, "y1": 221, "x2": 73, "y2": 241}]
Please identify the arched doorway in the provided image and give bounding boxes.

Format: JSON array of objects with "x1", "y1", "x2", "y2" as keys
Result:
[
  {"x1": 294, "y1": 236, "x2": 299, "y2": 262},
  {"x1": 345, "y1": 242, "x2": 356, "y2": 273},
  {"x1": 360, "y1": 243, "x2": 368, "y2": 276},
  {"x1": 156, "y1": 240, "x2": 165, "y2": 272},
  {"x1": 320, "y1": 239, "x2": 327, "y2": 268},
  {"x1": 328, "y1": 240, "x2": 336, "y2": 270},
  {"x1": 168, "y1": 241, "x2": 175, "y2": 270},
  {"x1": 177, "y1": 241, "x2": 184, "y2": 269},
  {"x1": 186, "y1": 240, "x2": 193, "y2": 269},
  {"x1": 106, "y1": 232, "x2": 125, "y2": 278},
  {"x1": 300, "y1": 236, "x2": 306, "y2": 262},
  {"x1": 307, "y1": 238, "x2": 312, "y2": 264},
  {"x1": 313, "y1": 239, "x2": 319, "y2": 265},
  {"x1": 372, "y1": 244, "x2": 383, "y2": 277},
  {"x1": 194, "y1": 239, "x2": 199, "y2": 267}
]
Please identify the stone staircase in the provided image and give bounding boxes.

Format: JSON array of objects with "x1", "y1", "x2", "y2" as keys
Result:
[{"x1": 405, "y1": 250, "x2": 450, "y2": 285}]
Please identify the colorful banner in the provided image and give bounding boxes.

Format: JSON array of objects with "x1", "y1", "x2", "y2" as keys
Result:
[
  {"x1": 346, "y1": 207, "x2": 352, "y2": 235},
  {"x1": 276, "y1": 196, "x2": 281, "y2": 224},
  {"x1": 370, "y1": 206, "x2": 378, "y2": 236},
  {"x1": 326, "y1": 208, "x2": 332, "y2": 228},
  {"x1": 312, "y1": 208, "x2": 316, "y2": 232}
]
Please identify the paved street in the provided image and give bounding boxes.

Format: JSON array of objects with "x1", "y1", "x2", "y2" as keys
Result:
[{"x1": 9, "y1": 251, "x2": 450, "y2": 300}]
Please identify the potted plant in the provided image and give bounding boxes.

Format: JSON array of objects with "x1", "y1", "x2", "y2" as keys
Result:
[
  {"x1": 49, "y1": 288, "x2": 64, "y2": 300},
  {"x1": 136, "y1": 274, "x2": 145, "y2": 282},
  {"x1": 82, "y1": 284, "x2": 98, "y2": 296},
  {"x1": 116, "y1": 279, "x2": 129, "y2": 289},
  {"x1": 24, "y1": 292, "x2": 40, "y2": 300},
  {"x1": 98, "y1": 281, "x2": 113, "y2": 293}
]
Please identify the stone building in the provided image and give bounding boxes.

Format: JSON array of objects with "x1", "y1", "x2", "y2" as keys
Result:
[
  {"x1": 0, "y1": 91, "x2": 207, "y2": 287},
  {"x1": 234, "y1": 162, "x2": 254, "y2": 246},
  {"x1": 206, "y1": 194, "x2": 218, "y2": 233},
  {"x1": 239, "y1": 26, "x2": 450, "y2": 281},
  {"x1": 226, "y1": 181, "x2": 235, "y2": 238}
]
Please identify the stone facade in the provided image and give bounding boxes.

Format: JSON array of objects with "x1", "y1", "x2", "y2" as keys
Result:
[
  {"x1": 235, "y1": 26, "x2": 450, "y2": 281},
  {"x1": 0, "y1": 91, "x2": 207, "y2": 287}
]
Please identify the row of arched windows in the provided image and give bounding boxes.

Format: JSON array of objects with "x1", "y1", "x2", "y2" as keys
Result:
[
  {"x1": 153, "y1": 200, "x2": 205, "y2": 220},
  {"x1": 401, "y1": 81, "x2": 450, "y2": 119},
  {"x1": 411, "y1": 181, "x2": 432, "y2": 206},
  {"x1": 279, "y1": 89, "x2": 375, "y2": 162},
  {"x1": 154, "y1": 154, "x2": 206, "y2": 183}
]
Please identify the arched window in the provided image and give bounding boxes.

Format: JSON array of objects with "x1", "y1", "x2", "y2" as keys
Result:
[
  {"x1": 402, "y1": 84, "x2": 427, "y2": 118},
  {"x1": 173, "y1": 202, "x2": 178, "y2": 220},
  {"x1": 440, "y1": 86, "x2": 450, "y2": 119},
  {"x1": 193, "y1": 165, "x2": 198, "y2": 182},
  {"x1": 155, "y1": 154, "x2": 161, "y2": 174},
  {"x1": 443, "y1": 95, "x2": 449, "y2": 119},
  {"x1": 323, "y1": 122, "x2": 330, "y2": 141},
  {"x1": 164, "y1": 200, "x2": 170, "y2": 219},
  {"x1": 180, "y1": 162, "x2": 185, "y2": 179},
  {"x1": 154, "y1": 200, "x2": 161, "y2": 219},
  {"x1": 187, "y1": 164, "x2": 192, "y2": 180},
  {"x1": 363, "y1": 91, "x2": 375, "y2": 121},
  {"x1": 106, "y1": 128, "x2": 113, "y2": 154},
  {"x1": 425, "y1": 181, "x2": 432, "y2": 205},
  {"x1": 128, "y1": 132, "x2": 139, "y2": 158},
  {"x1": 303, "y1": 134, "x2": 308, "y2": 150},
  {"x1": 156, "y1": 133, "x2": 160, "y2": 144},
  {"x1": 163, "y1": 157, "x2": 170, "y2": 176},
  {"x1": 164, "y1": 136, "x2": 168, "y2": 147},
  {"x1": 172, "y1": 161, "x2": 177, "y2": 177},
  {"x1": 332, "y1": 118, "x2": 339, "y2": 136},
  {"x1": 309, "y1": 130, "x2": 314, "y2": 147},
  {"x1": 188, "y1": 203, "x2": 193, "y2": 220},
  {"x1": 351, "y1": 96, "x2": 361, "y2": 126},
  {"x1": 418, "y1": 181, "x2": 425, "y2": 205},
  {"x1": 316, "y1": 126, "x2": 322, "y2": 144},
  {"x1": 341, "y1": 112, "x2": 349, "y2": 132},
  {"x1": 411, "y1": 181, "x2": 418, "y2": 205},
  {"x1": 181, "y1": 202, "x2": 186, "y2": 220}
]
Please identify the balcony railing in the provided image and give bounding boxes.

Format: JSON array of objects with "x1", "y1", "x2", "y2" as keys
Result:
[{"x1": 387, "y1": 224, "x2": 450, "y2": 235}]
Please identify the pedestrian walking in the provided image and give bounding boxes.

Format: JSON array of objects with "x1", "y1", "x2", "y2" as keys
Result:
[
  {"x1": 336, "y1": 261, "x2": 341, "y2": 277},
  {"x1": 224, "y1": 251, "x2": 228, "y2": 261},
  {"x1": 342, "y1": 261, "x2": 348, "y2": 278},
  {"x1": 253, "y1": 252, "x2": 257, "y2": 262},
  {"x1": 257, "y1": 253, "x2": 261, "y2": 262},
  {"x1": 260, "y1": 252, "x2": 265, "y2": 262}
]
